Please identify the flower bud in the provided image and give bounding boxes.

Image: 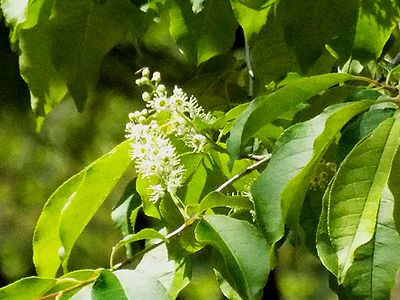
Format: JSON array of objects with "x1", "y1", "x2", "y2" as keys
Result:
[
  {"x1": 152, "y1": 71, "x2": 161, "y2": 83},
  {"x1": 156, "y1": 84, "x2": 166, "y2": 93},
  {"x1": 142, "y1": 67, "x2": 150, "y2": 78},
  {"x1": 142, "y1": 92, "x2": 151, "y2": 102}
]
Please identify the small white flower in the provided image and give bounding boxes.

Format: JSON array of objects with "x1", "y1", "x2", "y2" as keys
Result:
[
  {"x1": 185, "y1": 132, "x2": 208, "y2": 153},
  {"x1": 148, "y1": 94, "x2": 169, "y2": 113},
  {"x1": 149, "y1": 184, "x2": 165, "y2": 203}
]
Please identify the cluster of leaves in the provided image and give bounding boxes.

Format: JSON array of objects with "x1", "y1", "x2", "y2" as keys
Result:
[{"x1": 2, "y1": 0, "x2": 400, "y2": 299}]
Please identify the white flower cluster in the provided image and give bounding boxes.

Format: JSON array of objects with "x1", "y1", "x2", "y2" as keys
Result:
[
  {"x1": 126, "y1": 114, "x2": 184, "y2": 203},
  {"x1": 126, "y1": 68, "x2": 214, "y2": 203},
  {"x1": 135, "y1": 68, "x2": 214, "y2": 153}
]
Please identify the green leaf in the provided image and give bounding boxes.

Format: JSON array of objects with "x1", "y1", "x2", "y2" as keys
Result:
[
  {"x1": 200, "y1": 191, "x2": 253, "y2": 212},
  {"x1": 180, "y1": 153, "x2": 207, "y2": 205},
  {"x1": 251, "y1": 12, "x2": 301, "y2": 90},
  {"x1": 47, "y1": 0, "x2": 134, "y2": 110},
  {"x1": 135, "y1": 244, "x2": 191, "y2": 299},
  {"x1": 328, "y1": 1, "x2": 400, "y2": 63},
  {"x1": 18, "y1": 23, "x2": 68, "y2": 122},
  {"x1": 338, "y1": 103, "x2": 396, "y2": 162},
  {"x1": 33, "y1": 140, "x2": 131, "y2": 277},
  {"x1": 227, "y1": 73, "x2": 355, "y2": 162},
  {"x1": 114, "y1": 270, "x2": 170, "y2": 300},
  {"x1": 230, "y1": 0, "x2": 271, "y2": 44},
  {"x1": 42, "y1": 270, "x2": 100, "y2": 299},
  {"x1": 328, "y1": 115, "x2": 400, "y2": 282},
  {"x1": 195, "y1": 215, "x2": 270, "y2": 300},
  {"x1": 0, "y1": 277, "x2": 56, "y2": 300},
  {"x1": 317, "y1": 180, "x2": 338, "y2": 276},
  {"x1": 92, "y1": 270, "x2": 127, "y2": 300},
  {"x1": 251, "y1": 101, "x2": 373, "y2": 246},
  {"x1": 390, "y1": 147, "x2": 400, "y2": 233},
  {"x1": 169, "y1": 0, "x2": 237, "y2": 65},
  {"x1": 342, "y1": 185, "x2": 400, "y2": 299},
  {"x1": 111, "y1": 228, "x2": 168, "y2": 267},
  {"x1": 278, "y1": 0, "x2": 358, "y2": 71},
  {"x1": 111, "y1": 180, "x2": 142, "y2": 256}
]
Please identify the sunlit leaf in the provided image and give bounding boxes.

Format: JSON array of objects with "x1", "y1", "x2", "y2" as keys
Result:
[
  {"x1": 135, "y1": 244, "x2": 191, "y2": 299},
  {"x1": 33, "y1": 140, "x2": 131, "y2": 276},
  {"x1": 342, "y1": 185, "x2": 400, "y2": 299},
  {"x1": 199, "y1": 191, "x2": 253, "y2": 212},
  {"x1": 328, "y1": 115, "x2": 400, "y2": 282},
  {"x1": 111, "y1": 228, "x2": 168, "y2": 266},
  {"x1": 114, "y1": 270, "x2": 170, "y2": 299},
  {"x1": 252, "y1": 101, "x2": 373, "y2": 246},
  {"x1": 0, "y1": 277, "x2": 56, "y2": 300},
  {"x1": 195, "y1": 214, "x2": 269, "y2": 300},
  {"x1": 227, "y1": 73, "x2": 355, "y2": 162},
  {"x1": 44, "y1": 269, "x2": 100, "y2": 299}
]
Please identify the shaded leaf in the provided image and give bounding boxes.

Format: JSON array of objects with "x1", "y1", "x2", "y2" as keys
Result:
[
  {"x1": 169, "y1": 0, "x2": 237, "y2": 65},
  {"x1": 328, "y1": 115, "x2": 400, "y2": 282},
  {"x1": 92, "y1": 270, "x2": 127, "y2": 300},
  {"x1": 195, "y1": 214, "x2": 269, "y2": 300},
  {"x1": 46, "y1": 0, "x2": 134, "y2": 110},
  {"x1": 317, "y1": 180, "x2": 338, "y2": 275},
  {"x1": 230, "y1": 0, "x2": 271, "y2": 44},
  {"x1": 33, "y1": 140, "x2": 131, "y2": 276},
  {"x1": 278, "y1": 0, "x2": 357, "y2": 71},
  {"x1": 328, "y1": 0, "x2": 400, "y2": 64},
  {"x1": 252, "y1": 101, "x2": 373, "y2": 246},
  {"x1": 227, "y1": 73, "x2": 355, "y2": 162}
]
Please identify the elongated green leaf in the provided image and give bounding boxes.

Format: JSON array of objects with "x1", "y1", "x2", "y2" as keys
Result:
[
  {"x1": 44, "y1": 269, "x2": 100, "y2": 299},
  {"x1": 227, "y1": 73, "x2": 355, "y2": 162},
  {"x1": 180, "y1": 153, "x2": 207, "y2": 205},
  {"x1": 135, "y1": 244, "x2": 191, "y2": 299},
  {"x1": 328, "y1": 115, "x2": 400, "y2": 282},
  {"x1": 169, "y1": 0, "x2": 237, "y2": 65},
  {"x1": 342, "y1": 185, "x2": 400, "y2": 299},
  {"x1": 33, "y1": 140, "x2": 131, "y2": 277},
  {"x1": 0, "y1": 277, "x2": 56, "y2": 300},
  {"x1": 316, "y1": 180, "x2": 338, "y2": 276},
  {"x1": 18, "y1": 24, "x2": 68, "y2": 123},
  {"x1": 114, "y1": 270, "x2": 170, "y2": 300},
  {"x1": 195, "y1": 215, "x2": 269, "y2": 300},
  {"x1": 252, "y1": 101, "x2": 373, "y2": 246},
  {"x1": 200, "y1": 191, "x2": 253, "y2": 212},
  {"x1": 111, "y1": 181, "x2": 142, "y2": 256},
  {"x1": 390, "y1": 147, "x2": 400, "y2": 232}
]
